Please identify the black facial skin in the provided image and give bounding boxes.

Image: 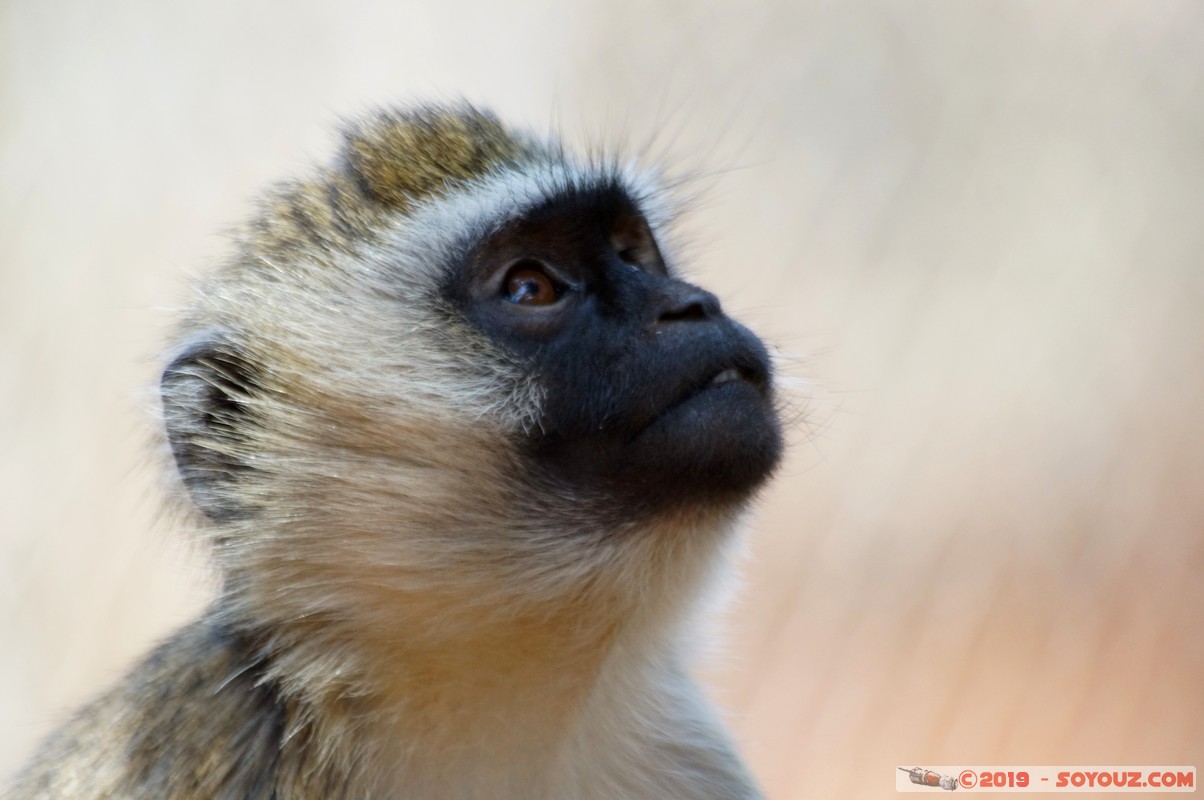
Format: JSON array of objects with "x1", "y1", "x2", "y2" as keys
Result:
[{"x1": 451, "y1": 182, "x2": 783, "y2": 514}]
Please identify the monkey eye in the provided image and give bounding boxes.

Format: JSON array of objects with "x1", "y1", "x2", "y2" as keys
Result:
[{"x1": 503, "y1": 261, "x2": 562, "y2": 305}]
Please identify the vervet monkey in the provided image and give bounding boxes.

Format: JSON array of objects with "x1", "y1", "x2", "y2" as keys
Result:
[{"x1": 5, "y1": 104, "x2": 783, "y2": 799}]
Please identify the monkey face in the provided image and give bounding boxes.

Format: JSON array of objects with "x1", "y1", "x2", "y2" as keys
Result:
[
  {"x1": 451, "y1": 182, "x2": 783, "y2": 514},
  {"x1": 162, "y1": 106, "x2": 782, "y2": 566}
]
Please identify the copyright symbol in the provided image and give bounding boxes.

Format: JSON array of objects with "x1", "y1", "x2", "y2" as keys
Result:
[{"x1": 959, "y1": 770, "x2": 977, "y2": 788}]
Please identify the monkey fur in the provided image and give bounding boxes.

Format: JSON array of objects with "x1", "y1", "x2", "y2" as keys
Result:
[{"x1": 5, "y1": 104, "x2": 783, "y2": 800}]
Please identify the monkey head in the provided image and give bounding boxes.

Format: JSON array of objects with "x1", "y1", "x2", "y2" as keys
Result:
[{"x1": 160, "y1": 105, "x2": 782, "y2": 634}]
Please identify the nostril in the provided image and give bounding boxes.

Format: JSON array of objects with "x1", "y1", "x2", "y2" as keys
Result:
[
  {"x1": 658, "y1": 286, "x2": 721, "y2": 323},
  {"x1": 660, "y1": 300, "x2": 708, "y2": 322}
]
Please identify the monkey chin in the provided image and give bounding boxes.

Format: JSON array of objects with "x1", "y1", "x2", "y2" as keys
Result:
[
  {"x1": 623, "y1": 374, "x2": 783, "y2": 511},
  {"x1": 529, "y1": 373, "x2": 782, "y2": 521}
]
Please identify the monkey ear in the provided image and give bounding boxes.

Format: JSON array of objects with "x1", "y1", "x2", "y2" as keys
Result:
[{"x1": 161, "y1": 336, "x2": 260, "y2": 522}]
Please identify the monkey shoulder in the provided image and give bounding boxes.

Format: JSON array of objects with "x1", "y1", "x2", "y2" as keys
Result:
[{"x1": 3, "y1": 613, "x2": 355, "y2": 800}]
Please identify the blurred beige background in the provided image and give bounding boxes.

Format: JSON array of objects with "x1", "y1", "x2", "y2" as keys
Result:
[{"x1": 2, "y1": 1, "x2": 1202, "y2": 797}]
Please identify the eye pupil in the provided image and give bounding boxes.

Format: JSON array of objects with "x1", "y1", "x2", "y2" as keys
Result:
[{"x1": 504, "y1": 265, "x2": 558, "y2": 305}]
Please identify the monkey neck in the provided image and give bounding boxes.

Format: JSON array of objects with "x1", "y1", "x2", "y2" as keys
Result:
[
  {"x1": 217, "y1": 508, "x2": 738, "y2": 783},
  {"x1": 219, "y1": 589, "x2": 648, "y2": 793}
]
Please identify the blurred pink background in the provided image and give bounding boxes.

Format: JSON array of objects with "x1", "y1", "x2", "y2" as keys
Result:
[{"x1": 2, "y1": 2, "x2": 1202, "y2": 797}]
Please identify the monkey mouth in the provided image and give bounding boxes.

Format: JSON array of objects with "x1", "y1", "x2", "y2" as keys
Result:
[
  {"x1": 707, "y1": 367, "x2": 748, "y2": 388},
  {"x1": 681, "y1": 356, "x2": 771, "y2": 406},
  {"x1": 631, "y1": 359, "x2": 771, "y2": 441},
  {"x1": 606, "y1": 352, "x2": 781, "y2": 503},
  {"x1": 700, "y1": 360, "x2": 770, "y2": 396},
  {"x1": 531, "y1": 342, "x2": 782, "y2": 505}
]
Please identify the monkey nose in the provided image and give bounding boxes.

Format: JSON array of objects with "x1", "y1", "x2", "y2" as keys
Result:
[{"x1": 655, "y1": 282, "x2": 722, "y2": 324}]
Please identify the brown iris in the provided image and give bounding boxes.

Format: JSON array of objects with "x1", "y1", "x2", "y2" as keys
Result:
[{"x1": 504, "y1": 263, "x2": 559, "y2": 305}]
